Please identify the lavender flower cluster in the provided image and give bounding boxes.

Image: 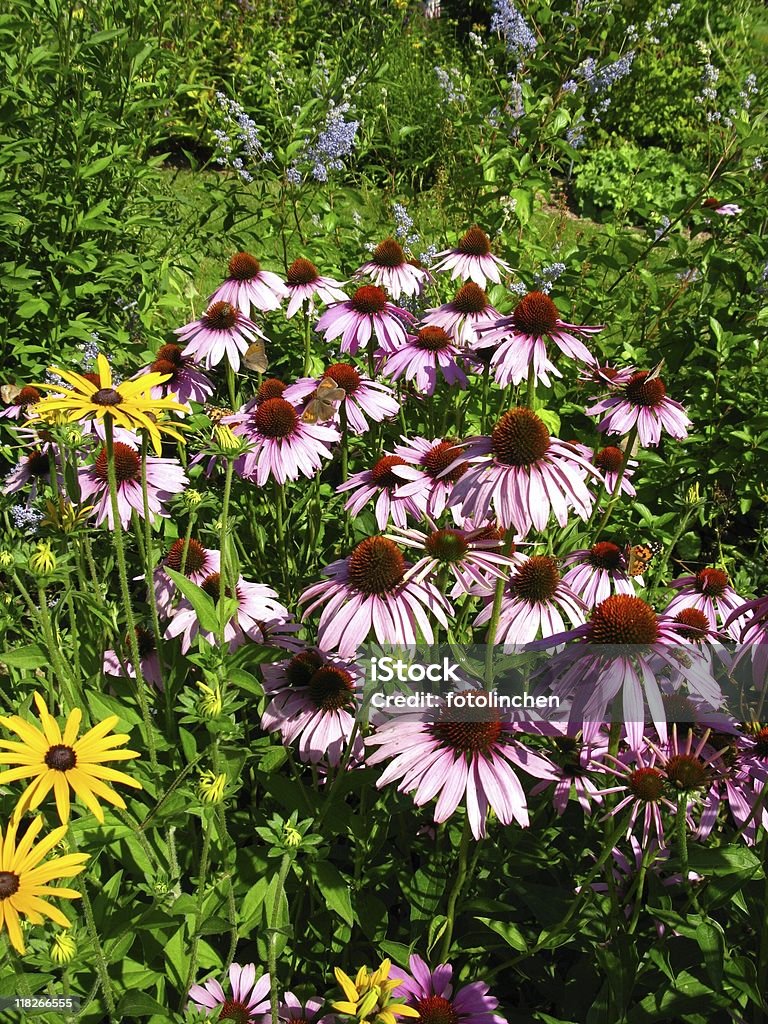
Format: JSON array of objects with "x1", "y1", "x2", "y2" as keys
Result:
[
  {"x1": 626, "y1": 3, "x2": 680, "y2": 44},
  {"x1": 11, "y1": 505, "x2": 43, "y2": 533},
  {"x1": 533, "y1": 262, "x2": 567, "y2": 294},
  {"x1": 490, "y1": 0, "x2": 537, "y2": 64},
  {"x1": 393, "y1": 203, "x2": 420, "y2": 247},
  {"x1": 302, "y1": 103, "x2": 359, "y2": 183},
  {"x1": 435, "y1": 67, "x2": 466, "y2": 105},
  {"x1": 213, "y1": 92, "x2": 274, "y2": 183}
]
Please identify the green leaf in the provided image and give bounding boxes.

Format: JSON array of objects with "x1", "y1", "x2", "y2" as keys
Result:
[
  {"x1": 115, "y1": 992, "x2": 167, "y2": 1017},
  {"x1": 311, "y1": 861, "x2": 355, "y2": 927},
  {"x1": 695, "y1": 920, "x2": 725, "y2": 988},
  {"x1": 1, "y1": 644, "x2": 47, "y2": 668},
  {"x1": 164, "y1": 567, "x2": 219, "y2": 634},
  {"x1": 476, "y1": 916, "x2": 527, "y2": 951}
]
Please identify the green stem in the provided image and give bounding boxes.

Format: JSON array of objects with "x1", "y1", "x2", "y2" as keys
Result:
[
  {"x1": 77, "y1": 870, "x2": 116, "y2": 1022},
  {"x1": 340, "y1": 402, "x2": 349, "y2": 483},
  {"x1": 141, "y1": 434, "x2": 165, "y2": 683},
  {"x1": 302, "y1": 305, "x2": 312, "y2": 376},
  {"x1": 269, "y1": 853, "x2": 293, "y2": 1024},
  {"x1": 484, "y1": 534, "x2": 515, "y2": 686},
  {"x1": 34, "y1": 583, "x2": 79, "y2": 711},
  {"x1": 181, "y1": 816, "x2": 212, "y2": 1009},
  {"x1": 179, "y1": 511, "x2": 197, "y2": 576},
  {"x1": 526, "y1": 362, "x2": 536, "y2": 409},
  {"x1": 219, "y1": 458, "x2": 235, "y2": 650},
  {"x1": 592, "y1": 426, "x2": 638, "y2": 541},
  {"x1": 675, "y1": 793, "x2": 690, "y2": 894},
  {"x1": 438, "y1": 816, "x2": 472, "y2": 962},
  {"x1": 480, "y1": 362, "x2": 490, "y2": 434}
]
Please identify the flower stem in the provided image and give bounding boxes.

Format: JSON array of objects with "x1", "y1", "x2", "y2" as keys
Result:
[
  {"x1": 302, "y1": 305, "x2": 312, "y2": 376},
  {"x1": 269, "y1": 852, "x2": 293, "y2": 1024},
  {"x1": 179, "y1": 510, "x2": 198, "y2": 575},
  {"x1": 140, "y1": 433, "x2": 165, "y2": 683},
  {"x1": 592, "y1": 425, "x2": 638, "y2": 541},
  {"x1": 481, "y1": 361, "x2": 490, "y2": 433},
  {"x1": 438, "y1": 816, "x2": 472, "y2": 962},
  {"x1": 77, "y1": 869, "x2": 117, "y2": 1022},
  {"x1": 219, "y1": 457, "x2": 235, "y2": 649},
  {"x1": 340, "y1": 401, "x2": 349, "y2": 483},
  {"x1": 34, "y1": 582, "x2": 79, "y2": 711},
  {"x1": 527, "y1": 363, "x2": 536, "y2": 409},
  {"x1": 484, "y1": 533, "x2": 515, "y2": 686},
  {"x1": 675, "y1": 792, "x2": 690, "y2": 893},
  {"x1": 181, "y1": 816, "x2": 212, "y2": 1010}
]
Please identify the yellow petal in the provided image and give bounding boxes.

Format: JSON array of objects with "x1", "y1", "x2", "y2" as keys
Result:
[
  {"x1": 3, "y1": 902, "x2": 25, "y2": 953},
  {"x1": 335, "y1": 968, "x2": 360, "y2": 1004},
  {"x1": 96, "y1": 354, "x2": 112, "y2": 389}
]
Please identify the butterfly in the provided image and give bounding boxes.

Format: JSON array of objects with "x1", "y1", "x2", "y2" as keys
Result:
[
  {"x1": 243, "y1": 340, "x2": 268, "y2": 373},
  {"x1": 203, "y1": 404, "x2": 233, "y2": 426},
  {"x1": 300, "y1": 377, "x2": 346, "y2": 423},
  {"x1": 0, "y1": 384, "x2": 22, "y2": 404},
  {"x1": 625, "y1": 542, "x2": 659, "y2": 578}
]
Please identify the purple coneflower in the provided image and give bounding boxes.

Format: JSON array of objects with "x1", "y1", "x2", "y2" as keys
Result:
[
  {"x1": 592, "y1": 445, "x2": 637, "y2": 497},
  {"x1": 385, "y1": 524, "x2": 518, "y2": 596},
  {"x1": 475, "y1": 291, "x2": 601, "y2": 387},
  {"x1": 664, "y1": 567, "x2": 746, "y2": 639},
  {"x1": 261, "y1": 649, "x2": 364, "y2": 765},
  {"x1": 103, "y1": 628, "x2": 162, "y2": 688},
  {"x1": 188, "y1": 963, "x2": 270, "y2": 1022},
  {"x1": 336, "y1": 455, "x2": 423, "y2": 529},
  {"x1": 530, "y1": 731, "x2": 607, "y2": 816},
  {"x1": 284, "y1": 257, "x2": 348, "y2": 319},
  {"x1": 355, "y1": 238, "x2": 431, "y2": 300},
  {"x1": 593, "y1": 744, "x2": 677, "y2": 846},
  {"x1": 365, "y1": 697, "x2": 557, "y2": 838},
  {"x1": 391, "y1": 437, "x2": 467, "y2": 520},
  {"x1": 430, "y1": 226, "x2": 512, "y2": 289},
  {"x1": 562, "y1": 542, "x2": 636, "y2": 606},
  {"x1": 279, "y1": 992, "x2": 335, "y2": 1024},
  {"x1": 153, "y1": 538, "x2": 222, "y2": 617},
  {"x1": 134, "y1": 343, "x2": 213, "y2": 405},
  {"x1": 78, "y1": 443, "x2": 187, "y2": 529},
  {"x1": 447, "y1": 408, "x2": 600, "y2": 536},
  {"x1": 315, "y1": 285, "x2": 415, "y2": 355},
  {"x1": 382, "y1": 326, "x2": 468, "y2": 395},
  {"x1": 225, "y1": 397, "x2": 339, "y2": 485},
  {"x1": 0, "y1": 385, "x2": 43, "y2": 420},
  {"x1": 283, "y1": 363, "x2": 399, "y2": 435},
  {"x1": 421, "y1": 283, "x2": 502, "y2": 348},
  {"x1": 579, "y1": 364, "x2": 636, "y2": 388},
  {"x1": 390, "y1": 954, "x2": 507, "y2": 1024},
  {"x1": 474, "y1": 555, "x2": 587, "y2": 646},
  {"x1": 586, "y1": 369, "x2": 691, "y2": 447},
  {"x1": 299, "y1": 537, "x2": 452, "y2": 658},
  {"x1": 697, "y1": 728, "x2": 768, "y2": 845},
  {"x1": 726, "y1": 596, "x2": 768, "y2": 688},
  {"x1": 176, "y1": 300, "x2": 269, "y2": 372},
  {"x1": 3, "y1": 446, "x2": 60, "y2": 499},
  {"x1": 210, "y1": 251, "x2": 288, "y2": 314}
]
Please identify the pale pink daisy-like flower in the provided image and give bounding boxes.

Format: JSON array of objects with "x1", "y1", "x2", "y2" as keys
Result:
[
  {"x1": 176, "y1": 300, "x2": 269, "y2": 372},
  {"x1": 725, "y1": 596, "x2": 768, "y2": 687},
  {"x1": 298, "y1": 536, "x2": 452, "y2": 658},
  {"x1": 315, "y1": 285, "x2": 415, "y2": 355},
  {"x1": 381, "y1": 326, "x2": 468, "y2": 395},
  {"x1": 3, "y1": 446, "x2": 60, "y2": 499},
  {"x1": 103, "y1": 627, "x2": 162, "y2": 689},
  {"x1": 391, "y1": 436, "x2": 468, "y2": 520},
  {"x1": 188, "y1": 963, "x2": 270, "y2": 1022},
  {"x1": 530, "y1": 729, "x2": 608, "y2": 816},
  {"x1": 78, "y1": 442, "x2": 187, "y2": 530},
  {"x1": 165, "y1": 571, "x2": 293, "y2": 653},
  {"x1": 279, "y1": 992, "x2": 335, "y2": 1024},
  {"x1": 421, "y1": 283, "x2": 502, "y2": 348},
  {"x1": 225, "y1": 397, "x2": 339, "y2": 485},
  {"x1": 355, "y1": 238, "x2": 431, "y2": 299},
  {"x1": 664, "y1": 568, "x2": 746, "y2": 639},
  {"x1": 152, "y1": 538, "x2": 221, "y2": 618},
  {"x1": 134, "y1": 343, "x2": 213, "y2": 405},
  {"x1": 261, "y1": 649, "x2": 364, "y2": 765},
  {"x1": 578, "y1": 364, "x2": 636, "y2": 388},
  {"x1": 474, "y1": 555, "x2": 587, "y2": 647},
  {"x1": 475, "y1": 291, "x2": 601, "y2": 387},
  {"x1": 284, "y1": 257, "x2": 348, "y2": 319},
  {"x1": 586, "y1": 370, "x2": 691, "y2": 447},
  {"x1": 430, "y1": 226, "x2": 512, "y2": 289},
  {"x1": 336, "y1": 455, "x2": 423, "y2": 529},
  {"x1": 562, "y1": 541, "x2": 637, "y2": 606},
  {"x1": 593, "y1": 743, "x2": 678, "y2": 847},
  {"x1": 592, "y1": 445, "x2": 637, "y2": 497},
  {"x1": 365, "y1": 696, "x2": 557, "y2": 838},
  {"x1": 447, "y1": 408, "x2": 601, "y2": 536},
  {"x1": 0, "y1": 385, "x2": 43, "y2": 420},
  {"x1": 283, "y1": 362, "x2": 399, "y2": 435},
  {"x1": 390, "y1": 954, "x2": 507, "y2": 1024},
  {"x1": 209, "y1": 251, "x2": 288, "y2": 314}
]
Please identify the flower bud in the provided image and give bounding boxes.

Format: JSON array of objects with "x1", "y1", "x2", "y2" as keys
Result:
[{"x1": 50, "y1": 931, "x2": 77, "y2": 964}]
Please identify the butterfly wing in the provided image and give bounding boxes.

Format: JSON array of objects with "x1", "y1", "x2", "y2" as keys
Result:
[{"x1": 243, "y1": 340, "x2": 268, "y2": 373}]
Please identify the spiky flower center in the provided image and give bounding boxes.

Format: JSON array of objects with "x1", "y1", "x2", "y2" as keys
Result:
[
  {"x1": 371, "y1": 238, "x2": 406, "y2": 267},
  {"x1": 673, "y1": 607, "x2": 710, "y2": 640},
  {"x1": 666, "y1": 753, "x2": 708, "y2": 791},
  {"x1": 350, "y1": 285, "x2": 388, "y2": 314},
  {"x1": 491, "y1": 408, "x2": 551, "y2": 466},
  {"x1": 203, "y1": 301, "x2": 238, "y2": 331},
  {"x1": 510, "y1": 556, "x2": 560, "y2": 603},
  {"x1": 0, "y1": 872, "x2": 20, "y2": 899},
  {"x1": 456, "y1": 226, "x2": 492, "y2": 256},
  {"x1": 625, "y1": 371, "x2": 667, "y2": 407},
  {"x1": 588, "y1": 542, "x2": 624, "y2": 571},
  {"x1": 370, "y1": 455, "x2": 407, "y2": 489},
  {"x1": 228, "y1": 252, "x2": 261, "y2": 280},
  {"x1": 308, "y1": 665, "x2": 355, "y2": 711},
  {"x1": 166, "y1": 538, "x2": 206, "y2": 575},
  {"x1": 511, "y1": 291, "x2": 560, "y2": 336},
  {"x1": 286, "y1": 257, "x2": 319, "y2": 285},
  {"x1": 151, "y1": 358, "x2": 178, "y2": 377},
  {"x1": 92, "y1": 387, "x2": 123, "y2": 407},
  {"x1": 200, "y1": 572, "x2": 235, "y2": 603},
  {"x1": 253, "y1": 397, "x2": 299, "y2": 439},
  {"x1": 752, "y1": 727, "x2": 768, "y2": 758},
  {"x1": 423, "y1": 439, "x2": 466, "y2": 482},
  {"x1": 416, "y1": 326, "x2": 453, "y2": 352},
  {"x1": 431, "y1": 703, "x2": 503, "y2": 754},
  {"x1": 425, "y1": 529, "x2": 469, "y2": 563},
  {"x1": 26, "y1": 451, "x2": 50, "y2": 477},
  {"x1": 286, "y1": 650, "x2": 325, "y2": 687},
  {"x1": 94, "y1": 443, "x2": 140, "y2": 484},
  {"x1": 44, "y1": 744, "x2": 77, "y2": 771},
  {"x1": 326, "y1": 363, "x2": 361, "y2": 394},
  {"x1": 662, "y1": 692, "x2": 696, "y2": 724},
  {"x1": 415, "y1": 996, "x2": 460, "y2": 1024},
  {"x1": 17, "y1": 386, "x2": 41, "y2": 406},
  {"x1": 256, "y1": 378, "x2": 287, "y2": 404},
  {"x1": 155, "y1": 343, "x2": 184, "y2": 366},
  {"x1": 135, "y1": 627, "x2": 156, "y2": 658},
  {"x1": 695, "y1": 568, "x2": 729, "y2": 597},
  {"x1": 628, "y1": 766, "x2": 664, "y2": 802},
  {"x1": 594, "y1": 446, "x2": 624, "y2": 474},
  {"x1": 347, "y1": 537, "x2": 405, "y2": 595},
  {"x1": 219, "y1": 1000, "x2": 250, "y2": 1024},
  {"x1": 589, "y1": 594, "x2": 660, "y2": 645},
  {"x1": 452, "y1": 282, "x2": 488, "y2": 314}
]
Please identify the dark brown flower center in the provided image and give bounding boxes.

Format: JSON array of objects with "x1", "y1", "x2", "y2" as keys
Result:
[
  {"x1": 286, "y1": 257, "x2": 319, "y2": 285},
  {"x1": 588, "y1": 594, "x2": 660, "y2": 646},
  {"x1": 628, "y1": 766, "x2": 664, "y2": 801},
  {"x1": 150, "y1": 358, "x2": 178, "y2": 378},
  {"x1": 416, "y1": 326, "x2": 453, "y2": 352},
  {"x1": 431, "y1": 701, "x2": 503, "y2": 754},
  {"x1": 350, "y1": 285, "x2": 388, "y2": 314},
  {"x1": 92, "y1": 388, "x2": 123, "y2": 407},
  {"x1": 415, "y1": 996, "x2": 460, "y2": 1024},
  {"x1": 491, "y1": 408, "x2": 551, "y2": 466},
  {"x1": 370, "y1": 455, "x2": 407, "y2": 489},
  {"x1": 673, "y1": 607, "x2": 710, "y2": 640},
  {"x1": 666, "y1": 752, "x2": 708, "y2": 791},
  {"x1": 26, "y1": 451, "x2": 50, "y2": 478},
  {"x1": 452, "y1": 282, "x2": 488, "y2": 315},
  {"x1": 166, "y1": 538, "x2": 207, "y2": 575},
  {"x1": 286, "y1": 650, "x2": 325, "y2": 687},
  {"x1": 94, "y1": 443, "x2": 140, "y2": 484},
  {"x1": 425, "y1": 529, "x2": 469, "y2": 563},
  {"x1": 308, "y1": 666, "x2": 355, "y2": 711},
  {"x1": 219, "y1": 1000, "x2": 251, "y2": 1024},
  {"x1": 347, "y1": 537, "x2": 405, "y2": 595},
  {"x1": 423, "y1": 439, "x2": 466, "y2": 481},
  {"x1": 44, "y1": 744, "x2": 77, "y2": 771},
  {"x1": 256, "y1": 378, "x2": 287, "y2": 404},
  {"x1": 456, "y1": 226, "x2": 492, "y2": 256},
  {"x1": 510, "y1": 556, "x2": 560, "y2": 602},
  {"x1": 17, "y1": 386, "x2": 41, "y2": 406},
  {"x1": 155, "y1": 343, "x2": 184, "y2": 367},
  {"x1": 200, "y1": 572, "x2": 235, "y2": 602},
  {"x1": 625, "y1": 371, "x2": 667, "y2": 407},
  {"x1": 511, "y1": 292, "x2": 560, "y2": 336},
  {"x1": 695, "y1": 568, "x2": 729, "y2": 597},
  {"x1": 588, "y1": 542, "x2": 624, "y2": 571},
  {"x1": 752, "y1": 727, "x2": 768, "y2": 758},
  {"x1": 661, "y1": 692, "x2": 696, "y2": 727},
  {"x1": 0, "y1": 871, "x2": 19, "y2": 899},
  {"x1": 371, "y1": 238, "x2": 406, "y2": 268},
  {"x1": 253, "y1": 397, "x2": 298, "y2": 438},
  {"x1": 135, "y1": 627, "x2": 156, "y2": 658},
  {"x1": 203, "y1": 301, "x2": 238, "y2": 330},
  {"x1": 326, "y1": 363, "x2": 361, "y2": 394},
  {"x1": 228, "y1": 252, "x2": 261, "y2": 280},
  {"x1": 594, "y1": 446, "x2": 624, "y2": 474}
]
